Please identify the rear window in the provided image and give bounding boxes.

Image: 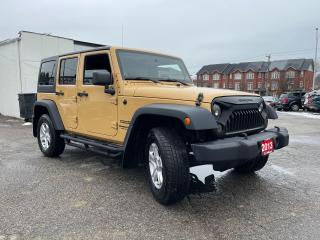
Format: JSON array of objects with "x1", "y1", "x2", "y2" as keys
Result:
[
  {"x1": 59, "y1": 58, "x2": 78, "y2": 85},
  {"x1": 39, "y1": 61, "x2": 56, "y2": 86},
  {"x1": 280, "y1": 93, "x2": 288, "y2": 99}
]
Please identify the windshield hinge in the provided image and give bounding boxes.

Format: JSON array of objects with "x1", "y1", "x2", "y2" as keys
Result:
[
  {"x1": 111, "y1": 121, "x2": 118, "y2": 130},
  {"x1": 195, "y1": 92, "x2": 204, "y2": 107}
]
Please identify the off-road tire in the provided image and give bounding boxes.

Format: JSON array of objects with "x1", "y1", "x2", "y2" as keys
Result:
[
  {"x1": 37, "y1": 114, "x2": 65, "y2": 157},
  {"x1": 145, "y1": 127, "x2": 190, "y2": 205},
  {"x1": 234, "y1": 155, "x2": 269, "y2": 174},
  {"x1": 290, "y1": 104, "x2": 299, "y2": 112}
]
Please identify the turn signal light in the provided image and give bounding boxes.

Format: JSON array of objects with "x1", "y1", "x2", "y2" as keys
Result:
[{"x1": 184, "y1": 117, "x2": 191, "y2": 126}]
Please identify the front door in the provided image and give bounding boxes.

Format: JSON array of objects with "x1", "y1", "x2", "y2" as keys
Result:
[
  {"x1": 77, "y1": 51, "x2": 118, "y2": 138},
  {"x1": 55, "y1": 55, "x2": 79, "y2": 130}
]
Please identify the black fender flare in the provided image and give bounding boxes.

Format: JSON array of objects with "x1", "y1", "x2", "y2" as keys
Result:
[
  {"x1": 124, "y1": 103, "x2": 218, "y2": 144},
  {"x1": 33, "y1": 100, "x2": 65, "y2": 136},
  {"x1": 122, "y1": 104, "x2": 218, "y2": 167},
  {"x1": 265, "y1": 104, "x2": 278, "y2": 119}
]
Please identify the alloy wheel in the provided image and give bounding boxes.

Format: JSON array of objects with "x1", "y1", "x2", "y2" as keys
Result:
[{"x1": 148, "y1": 143, "x2": 163, "y2": 189}]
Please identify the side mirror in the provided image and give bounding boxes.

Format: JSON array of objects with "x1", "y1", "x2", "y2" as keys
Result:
[{"x1": 92, "y1": 71, "x2": 112, "y2": 86}]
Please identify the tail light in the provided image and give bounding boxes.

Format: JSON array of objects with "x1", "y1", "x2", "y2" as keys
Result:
[{"x1": 281, "y1": 97, "x2": 289, "y2": 104}]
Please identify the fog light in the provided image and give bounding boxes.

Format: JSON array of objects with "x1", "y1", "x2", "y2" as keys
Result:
[
  {"x1": 212, "y1": 104, "x2": 221, "y2": 118},
  {"x1": 258, "y1": 103, "x2": 264, "y2": 112}
]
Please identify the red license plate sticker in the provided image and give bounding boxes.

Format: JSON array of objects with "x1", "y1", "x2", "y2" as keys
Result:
[{"x1": 261, "y1": 139, "x2": 274, "y2": 156}]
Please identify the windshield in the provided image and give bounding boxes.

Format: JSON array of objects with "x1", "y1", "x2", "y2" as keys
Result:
[
  {"x1": 117, "y1": 50, "x2": 192, "y2": 84},
  {"x1": 263, "y1": 96, "x2": 274, "y2": 101}
]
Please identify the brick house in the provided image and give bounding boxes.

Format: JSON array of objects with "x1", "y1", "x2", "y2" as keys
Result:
[{"x1": 195, "y1": 59, "x2": 314, "y2": 96}]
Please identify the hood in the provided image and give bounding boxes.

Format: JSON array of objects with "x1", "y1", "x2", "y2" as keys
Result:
[{"x1": 133, "y1": 84, "x2": 258, "y2": 103}]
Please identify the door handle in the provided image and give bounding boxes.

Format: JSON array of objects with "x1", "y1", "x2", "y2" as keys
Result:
[
  {"x1": 55, "y1": 91, "x2": 64, "y2": 96},
  {"x1": 77, "y1": 91, "x2": 89, "y2": 97}
]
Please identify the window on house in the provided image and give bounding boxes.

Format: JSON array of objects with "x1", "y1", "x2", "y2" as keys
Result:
[
  {"x1": 246, "y1": 72, "x2": 254, "y2": 80},
  {"x1": 271, "y1": 71, "x2": 280, "y2": 79},
  {"x1": 59, "y1": 57, "x2": 78, "y2": 85},
  {"x1": 235, "y1": 82, "x2": 240, "y2": 90},
  {"x1": 258, "y1": 72, "x2": 262, "y2": 78},
  {"x1": 271, "y1": 82, "x2": 278, "y2": 90},
  {"x1": 247, "y1": 82, "x2": 253, "y2": 91},
  {"x1": 286, "y1": 70, "x2": 295, "y2": 78},
  {"x1": 229, "y1": 83, "x2": 233, "y2": 89},
  {"x1": 234, "y1": 73, "x2": 242, "y2": 80},
  {"x1": 39, "y1": 60, "x2": 56, "y2": 86},
  {"x1": 212, "y1": 73, "x2": 220, "y2": 80},
  {"x1": 223, "y1": 83, "x2": 226, "y2": 88},
  {"x1": 257, "y1": 82, "x2": 262, "y2": 89},
  {"x1": 229, "y1": 74, "x2": 232, "y2": 79},
  {"x1": 213, "y1": 82, "x2": 219, "y2": 88},
  {"x1": 223, "y1": 74, "x2": 227, "y2": 79},
  {"x1": 299, "y1": 81, "x2": 304, "y2": 88},
  {"x1": 83, "y1": 54, "x2": 111, "y2": 85},
  {"x1": 300, "y1": 71, "x2": 304, "y2": 77},
  {"x1": 203, "y1": 74, "x2": 209, "y2": 81}
]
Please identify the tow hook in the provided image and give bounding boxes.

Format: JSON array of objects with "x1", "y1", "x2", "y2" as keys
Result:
[
  {"x1": 274, "y1": 126, "x2": 280, "y2": 132},
  {"x1": 240, "y1": 132, "x2": 248, "y2": 140},
  {"x1": 188, "y1": 173, "x2": 216, "y2": 196}
]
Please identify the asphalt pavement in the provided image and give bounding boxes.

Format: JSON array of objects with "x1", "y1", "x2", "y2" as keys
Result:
[{"x1": 0, "y1": 112, "x2": 320, "y2": 240}]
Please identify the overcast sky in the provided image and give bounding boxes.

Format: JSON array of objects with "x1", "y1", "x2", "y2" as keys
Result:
[{"x1": 1, "y1": 0, "x2": 319, "y2": 74}]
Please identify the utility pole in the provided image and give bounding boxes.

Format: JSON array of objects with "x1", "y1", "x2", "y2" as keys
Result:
[
  {"x1": 266, "y1": 54, "x2": 271, "y2": 96},
  {"x1": 313, "y1": 27, "x2": 318, "y2": 90}
]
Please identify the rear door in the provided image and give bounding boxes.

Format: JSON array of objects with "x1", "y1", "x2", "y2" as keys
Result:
[{"x1": 55, "y1": 55, "x2": 79, "y2": 130}]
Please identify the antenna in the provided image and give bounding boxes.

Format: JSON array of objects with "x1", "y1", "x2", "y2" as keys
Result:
[
  {"x1": 266, "y1": 54, "x2": 271, "y2": 96},
  {"x1": 121, "y1": 24, "x2": 124, "y2": 47}
]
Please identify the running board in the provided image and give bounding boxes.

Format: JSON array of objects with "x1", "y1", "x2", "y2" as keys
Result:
[{"x1": 60, "y1": 133, "x2": 123, "y2": 158}]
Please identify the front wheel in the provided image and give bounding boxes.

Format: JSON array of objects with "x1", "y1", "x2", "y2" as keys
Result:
[
  {"x1": 234, "y1": 155, "x2": 269, "y2": 174},
  {"x1": 145, "y1": 127, "x2": 190, "y2": 205}
]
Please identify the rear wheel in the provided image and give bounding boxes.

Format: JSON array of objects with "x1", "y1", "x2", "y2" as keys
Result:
[
  {"x1": 234, "y1": 155, "x2": 269, "y2": 174},
  {"x1": 145, "y1": 127, "x2": 190, "y2": 205},
  {"x1": 37, "y1": 114, "x2": 65, "y2": 157},
  {"x1": 290, "y1": 104, "x2": 299, "y2": 112}
]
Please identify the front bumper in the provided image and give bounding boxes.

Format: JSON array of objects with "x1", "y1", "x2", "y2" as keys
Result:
[
  {"x1": 191, "y1": 127, "x2": 289, "y2": 171},
  {"x1": 309, "y1": 104, "x2": 320, "y2": 111}
]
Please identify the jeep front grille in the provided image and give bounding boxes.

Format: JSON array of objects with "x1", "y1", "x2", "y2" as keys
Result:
[{"x1": 225, "y1": 109, "x2": 265, "y2": 134}]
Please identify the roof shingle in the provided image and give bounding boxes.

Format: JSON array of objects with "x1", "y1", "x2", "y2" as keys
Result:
[{"x1": 197, "y1": 59, "x2": 314, "y2": 75}]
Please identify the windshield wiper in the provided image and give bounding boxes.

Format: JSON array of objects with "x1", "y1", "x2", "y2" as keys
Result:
[
  {"x1": 124, "y1": 77, "x2": 160, "y2": 83},
  {"x1": 159, "y1": 78, "x2": 191, "y2": 86}
]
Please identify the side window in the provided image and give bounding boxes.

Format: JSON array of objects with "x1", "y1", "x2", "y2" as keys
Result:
[
  {"x1": 39, "y1": 61, "x2": 56, "y2": 86},
  {"x1": 292, "y1": 93, "x2": 300, "y2": 97},
  {"x1": 59, "y1": 57, "x2": 78, "y2": 85},
  {"x1": 83, "y1": 54, "x2": 111, "y2": 85}
]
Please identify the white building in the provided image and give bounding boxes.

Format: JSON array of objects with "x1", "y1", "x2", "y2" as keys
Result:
[{"x1": 0, "y1": 31, "x2": 103, "y2": 118}]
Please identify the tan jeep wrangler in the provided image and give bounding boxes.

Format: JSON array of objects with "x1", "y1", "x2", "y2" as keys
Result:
[{"x1": 33, "y1": 46, "x2": 289, "y2": 204}]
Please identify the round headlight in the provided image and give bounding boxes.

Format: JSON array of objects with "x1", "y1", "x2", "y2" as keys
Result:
[
  {"x1": 212, "y1": 104, "x2": 221, "y2": 118},
  {"x1": 258, "y1": 102, "x2": 264, "y2": 112}
]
